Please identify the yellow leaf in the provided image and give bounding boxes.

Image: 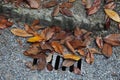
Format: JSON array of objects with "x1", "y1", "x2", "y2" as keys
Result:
[
  {"x1": 63, "y1": 54, "x2": 81, "y2": 61},
  {"x1": 104, "y1": 9, "x2": 120, "y2": 22},
  {"x1": 11, "y1": 28, "x2": 33, "y2": 37},
  {"x1": 27, "y1": 35, "x2": 44, "y2": 42}
]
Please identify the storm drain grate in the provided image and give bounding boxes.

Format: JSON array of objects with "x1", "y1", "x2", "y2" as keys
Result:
[{"x1": 33, "y1": 54, "x2": 82, "y2": 72}]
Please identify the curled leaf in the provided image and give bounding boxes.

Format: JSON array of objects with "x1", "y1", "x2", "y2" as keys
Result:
[
  {"x1": 96, "y1": 36, "x2": 103, "y2": 49},
  {"x1": 63, "y1": 54, "x2": 81, "y2": 61},
  {"x1": 86, "y1": 51, "x2": 94, "y2": 64},
  {"x1": 77, "y1": 49, "x2": 85, "y2": 56},
  {"x1": 65, "y1": 41, "x2": 75, "y2": 53},
  {"x1": 11, "y1": 28, "x2": 33, "y2": 37},
  {"x1": 104, "y1": 9, "x2": 120, "y2": 22}
]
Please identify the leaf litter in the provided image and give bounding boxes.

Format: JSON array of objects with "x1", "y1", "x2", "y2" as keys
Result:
[{"x1": 2, "y1": 0, "x2": 120, "y2": 75}]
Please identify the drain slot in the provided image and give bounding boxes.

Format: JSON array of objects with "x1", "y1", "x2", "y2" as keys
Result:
[{"x1": 54, "y1": 56, "x2": 60, "y2": 70}]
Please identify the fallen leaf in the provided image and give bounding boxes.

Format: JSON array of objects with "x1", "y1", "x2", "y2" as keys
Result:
[
  {"x1": 27, "y1": 0, "x2": 40, "y2": 9},
  {"x1": 60, "y1": 2, "x2": 73, "y2": 9},
  {"x1": 40, "y1": 42, "x2": 53, "y2": 51},
  {"x1": 43, "y1": 1, "x2": 57, "y2": 8},
  {"x1": 52, "y1": 5, "x2": 60, "y2": 17},
  {"x1": 69, "y1": 0, "x2": 76, "y2": 3},
  {"x1": 23, "y1": 43, "x2": 40, "y2": 56},
  {"x1": 69, "y1": 39, "x2": 85, "y2": 49},
  {"x1": 87, "y1": 0, "x2": 101, "y2": 15},
  {"x1": 63, "y1": 54, "x2": 81, "y2": 61},
  {"x1": 51, "y1": 41, "x2": 63, "y2": 55},
  {"x1": 40, "y1": 27, "x2": 54, "y2": 41},
  {"x1": 74, "y1": 27, "x2": 83, "y2": 38},
  {"x1": 46, "y1": 53, "x2": 53, "y2": 63},
  {"x1": 77, "y1": 49, "x2": 86, "y2": 56},
  {"x1": 102, "y1": 43, "x2": 112, "y2": 57},
  {"x1": 31, "y1": 19, "x2": 40, "y2": 26},
  {"x1": 52, "y1": 31, "x2": 67, "y2": 40},
  {"x1": 37, "y1": 53, "x2": 46, "y2": 70},
  {"x1": 60, "y1": 8, "x2": 73, "y2": 17},
  {"x1": 88, "y1": 48, "x2": 100, "y2": 54},
  {"x1": 65, "y1": 41, "x2": 75, "y2": 53},
  {"x1": 96, "y1": 36, "x2": 103, "y2": 49},
  {"x1": 62, "y1": 59, "x2": 75, "y2": 67},
  {"x1": 73, "y1": 67, "x2": 81, "y2": 75},
  {"x1": 46, "y1": 63, "x2": 53, "y2": 71},
  {"x1": 27, "y1": 35, "x2": 44, "y2": 42},
  {"x1": 104, "y1": 34, "x2": 120, "y2": 46},
  {"x1": 104, "y1": 9, "x2": 120, "y2": 22},
  {"x1": 104, "y1": 1, "x2": 116, "y2": 9},
  {"x1": 24, "y1": 24, "x2": 37, "y2": 35},
  {"x1": 86, "y1": 51, "x2": 94, "y2": 64},
  {"x1": 0, "y1": 17, "x2": 13, "y2": 29},
  {"x1": 11, "y1": 28, "x2": 33, "y2": 37},
  {"x1": 104, "y1": 16, "x2": 111, "y2": 30}
]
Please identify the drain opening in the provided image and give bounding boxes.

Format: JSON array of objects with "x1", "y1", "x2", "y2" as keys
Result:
[
  {"x1": 54, "y1": 56, "x2": 60, "y2": 70},
  {"x1": 33, "y1": 58, "x2": 37, "y2": 65},
  {"x1": 77, "y1": 59, "x2": 82, "y2": 70}
]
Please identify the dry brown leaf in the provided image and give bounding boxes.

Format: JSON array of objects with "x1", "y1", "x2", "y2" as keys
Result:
[
  {"x1": 86, "y1": 51, "x2": 94, "y2": 64},
  {"x1": 37, "y1": 53, "x2": 46, "y2": 70},
  {"x1": 73, "y1": 67, "x2": 81, "y2": 75},
  {"x1": 11, "y1": 28, "x2": 33, "y2": 37},
  {"x1": 88, "y1": 48, "x2": 100, "y2": 54},
  {"x1": 46, "y1": 63, "x2": 53, "y2": 71},
  {"x1": 52, "y1": 5, "x2": 60, "y2": 17},
  {"x1": 52, "y1": 31, "x2": 67, "y2": 40},
  {"x1": 104, "y1": 16, "x2": 111, "y2": 30},
  {"x1": 62, "y1": 59, "x2": 75, "y2": 67},
  {"x1": 69, "y1": 39, "x2": 85, "y2": 49},
  {"x1": 74, "y1": 27, "x2": 83, "y2": 38},
  {"x1": 104, "y1": 34, "x2": 120, "y2": 46},
  {"x1": 27, "y1": 0, "x2": 40, "y2": 9},
  {"x1": 63, "y1": 54, "x2": 81, "y2": 61},
  {"x1": 102, "y1": 43, "x2": 112, "y2": 57},
  {"x1": 23, "y1": 43, "x2": 40, "y2": 56},
  {"x1": 40, "y1": 42, "x2": 53, "y2": 51},
  {"x1": 87, "y1": 0, "x2": 101, "y2": 15},
  {"x1": 43, "y1": 1, "x2": 57, "y2": 8},
  {"x1": 60, "y1": 2, "x2": 73, "y2": 9},
  {"x1": 46, "y1": 53, "x2": 53, "y2": 63},
  {"x1": 0, "y1": 17, "x2": 13, "y2": 29},
  {"x1": 60, "y1": 8, "x2": 73, "y2": 17},
  {"x1": 40, "y1": 27, "x2": 54, "y2": 41},
  {"x1": 69, "y1": 0, "x2": 76, "y2": 3},
  {"x1": 96, "y1": 36, "x2": 103, "y2": 49},
  {"x1": 24, "y1": 24, "x2": 37, "y2": 35},
  {"x1": 77, "y1": 49, "x2": 85, "y2": 56},
  {"x1": 104, "y1": 1, "x2": 116, "y2": 9},
  {"x1": 60, "y1": 35, "x2": 74, "y2": 44},
  {"x1": 104, "y1": 9, "x2": 120, "y2": 22},
  {"x1": 31, "y1": 19, "x2": 40, "y2": 26},
  {"x1": 65, "y1": 41, "x2": 75, "y2": 53},
  {"x1": 51, "y1": 41, "x2": 63, "y2": 55}
]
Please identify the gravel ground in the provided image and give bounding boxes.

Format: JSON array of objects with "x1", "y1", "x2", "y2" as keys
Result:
[{"x1": 0, "y1": 0, "x2": 120, "y2": 80}]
